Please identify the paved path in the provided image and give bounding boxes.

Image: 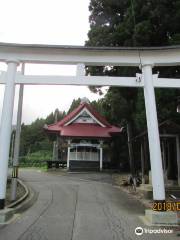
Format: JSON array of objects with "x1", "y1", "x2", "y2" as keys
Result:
[{"x1": 0, "y1": 169, "x2": 179, "y2": 240}]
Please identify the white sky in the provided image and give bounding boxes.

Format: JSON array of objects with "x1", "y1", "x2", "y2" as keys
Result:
[{"x1": 0, "y1": 0, "x2": 104, "y2": 124}]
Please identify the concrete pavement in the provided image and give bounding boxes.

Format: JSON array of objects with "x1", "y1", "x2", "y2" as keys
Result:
[{"x1": 0, "y1": 169, "x2": 179, "y2": 240}]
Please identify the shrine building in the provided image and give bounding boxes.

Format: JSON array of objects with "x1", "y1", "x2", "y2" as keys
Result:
[{"x1": 44, "y1": 98, "x2": 122, "y2": 171}]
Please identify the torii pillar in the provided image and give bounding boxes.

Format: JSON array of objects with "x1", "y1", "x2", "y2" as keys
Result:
[
  {"x1": 142, "y1": 63, "x2": 165, "y2": 202},
  {"x1": 0, "y1": 60, "x2": 19, "y2": 209}
]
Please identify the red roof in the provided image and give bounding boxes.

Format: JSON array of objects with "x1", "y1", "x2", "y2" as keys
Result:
[{"x1": 45, "y1": 102, "x2": 122, "y2": 138}]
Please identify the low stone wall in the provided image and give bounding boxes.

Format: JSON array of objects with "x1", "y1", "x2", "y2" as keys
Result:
[{"x1": 5, "y1": 178, "x2": 26, "y2": 206}]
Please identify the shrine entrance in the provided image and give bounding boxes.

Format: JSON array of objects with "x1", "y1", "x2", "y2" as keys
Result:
[{"x1": 0, "y1": 43, "x2": 180, "y2": 210}]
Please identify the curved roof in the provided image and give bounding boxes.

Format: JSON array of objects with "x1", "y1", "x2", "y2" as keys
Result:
[
  {"x1": 45, "y1": 102, "x2": 122, "y2": 138},
  {"x1": 51, "y1": 102, "x2": 110, "y2": 127}
]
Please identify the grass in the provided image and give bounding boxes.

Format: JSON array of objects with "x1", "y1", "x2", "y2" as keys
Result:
[
  {"x1": 9, "y1": 150, "x2": 52, "y2": 169},
  {"x1": 22, "y1": 166, "x2": 48, "y2": 172}
]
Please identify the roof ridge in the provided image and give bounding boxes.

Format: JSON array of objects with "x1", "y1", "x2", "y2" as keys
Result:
[
  {"x1": 46, "y1": 102, "x2": 111, "y2": 128},
  {"x1": 84, "y1": 103, "x2": 110, "y2": 127}
]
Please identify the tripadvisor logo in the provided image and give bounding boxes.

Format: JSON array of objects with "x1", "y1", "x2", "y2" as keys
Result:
[
  {"x1": 135, "y1": 227, "x2": 143, "y2": 236},
  {"x1": 135, "y1": 226, "x2": 173, "y2": 235}
]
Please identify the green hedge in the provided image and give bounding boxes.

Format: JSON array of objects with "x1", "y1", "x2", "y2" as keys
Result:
[{"x1": 10, "y1": 150, "x2": 52, "y2": 168}]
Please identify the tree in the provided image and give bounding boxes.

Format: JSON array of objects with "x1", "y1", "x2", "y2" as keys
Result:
[
  {"x1": 19, "y1": 109, "x2": 66, "y2": 156},
  {"x1": 87, "y1": 0, "x2": 180, "y2": 47},
  {"x1": 86, "y1": 0, "x2": 180, "y2": 175},
  {"x1": 86, "y1": 0, "x2": 140, "y2": 176},
  {"x1": 67, "y1": 98, "x2": 81, "y2": 113}
]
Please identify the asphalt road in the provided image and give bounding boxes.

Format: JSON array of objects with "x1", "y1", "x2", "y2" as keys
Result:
[{"x1": 0, "y1": 169, "x2": 179, "y2": 240}]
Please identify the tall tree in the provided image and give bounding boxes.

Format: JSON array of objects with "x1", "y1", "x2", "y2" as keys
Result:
[
  {"x1": 86, "y1": 0, "x2": 180, "y2": 175},
  {"x1": 67, "y1": 98, "x2": 81, "y2": 113},
  {"x1": 86, "y1": 0, "x2": 140, "y2": 176}
]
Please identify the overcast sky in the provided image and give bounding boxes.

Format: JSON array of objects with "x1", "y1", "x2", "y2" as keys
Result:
[{"x1": 0, "y1": 0, "x2": 103, "y2": 124}]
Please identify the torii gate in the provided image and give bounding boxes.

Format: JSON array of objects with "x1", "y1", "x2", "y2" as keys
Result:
[{"x1": 0, "y1": 43, "x2": 180, "y2": 210}]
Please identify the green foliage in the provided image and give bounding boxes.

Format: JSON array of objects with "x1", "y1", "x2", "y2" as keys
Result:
[
  {"x1": 87, "y1": 0, "x2": 180, "y2": 47},
  {"x1": 87, "y1": 0, "x2": 180, "y2": 124},
  {"x1": 19, "y1": 150, "x2": 52, "y2": 167},
  {"x1": 86, "y1": 0, "x2": 180, "y2": 170},
  {"x1": 26, "y1": 150, "x2": 52, "y2": 159},
  {"x1": 20, "y1": 109, "x2": 65, "y2": 157},
  {"x1": 67, "y1": 98, "x2": 81, "y2": 113}
]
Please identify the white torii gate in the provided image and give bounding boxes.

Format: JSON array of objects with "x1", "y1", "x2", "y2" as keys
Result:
[{"x1": 0, "y1": 43, "x2": 180, "y2": 209}]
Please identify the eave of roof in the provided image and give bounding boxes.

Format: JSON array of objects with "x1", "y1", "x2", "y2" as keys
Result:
[{"x1": 57, "y1": 123, "x2": 122, "y2": 138}]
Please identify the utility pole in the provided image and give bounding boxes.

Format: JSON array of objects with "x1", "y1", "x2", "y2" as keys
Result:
[
  {"x1": 52, "y1": 109, "x2": 59, "y2": 161},
  {"x1": 10, "y1": 64, "x2": 25, "y2": 201}
]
